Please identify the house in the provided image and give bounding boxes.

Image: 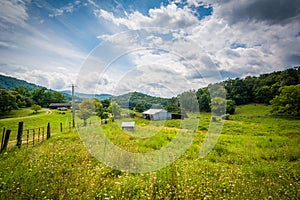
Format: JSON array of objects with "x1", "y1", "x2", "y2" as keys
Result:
[
  {"x1": 121, "y1": 122, "x2": 135, "y2": 132},
  {"x1": 142, "y1": 109, "x2": 172, "y2": 120},
  {"x1": 49, "y1": 103, "x2": 72, "y2": 109}
]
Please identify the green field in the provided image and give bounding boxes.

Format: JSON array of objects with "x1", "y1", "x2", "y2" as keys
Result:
[{"x1": 0, "y1": 104, "x2": 299, "y2": 199}]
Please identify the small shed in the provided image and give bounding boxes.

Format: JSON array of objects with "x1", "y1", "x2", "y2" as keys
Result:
[
  {"x1": 121, "y1": 122, "x2": 135, "y2": 132},
  {"x1": 142, "y1": 109, "x2": 172, "y2": 121}
]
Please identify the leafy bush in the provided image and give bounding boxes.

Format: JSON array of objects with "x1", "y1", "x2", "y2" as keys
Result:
[{"x1": 31, "y1": 104, "x2": 42, "y2": 113}]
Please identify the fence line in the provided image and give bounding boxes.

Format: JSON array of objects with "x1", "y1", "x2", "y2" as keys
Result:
[
  {"x1": 0, "y1": 119, "x2": 100, "y2": 153},
  {"x1": 0, "y1": 121, "x2": 68, "y2": 153},
  {"x1": 21, "y1": 127, "x2": 46, "y2": 147}
]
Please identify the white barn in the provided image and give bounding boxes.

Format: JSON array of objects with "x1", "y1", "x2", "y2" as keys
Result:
[{"x1": 142, "y1": 109, "x2": 172, "y2": 121}]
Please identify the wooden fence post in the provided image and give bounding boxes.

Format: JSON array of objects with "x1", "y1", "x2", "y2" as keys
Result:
[
  {"x1": 38, "y1": 128, "x2": 40, "y2": 143},
  {"x1": 60, "y1": 122, "x2": 63, "y2": 133},
  {"x1": 42, "y1": 127, "x2": 44, "y2": 141},
  {"x1": 26, "y1": 130, "x2": 29, "y2": 147},
  {"x1": 1, "y1": 128, "x2": 5, "y2": 151},
  {"x1": 32, "y1": 129, "x2": 35, "y2": 146},
  {"x1": 1, "y1": 130, "x2": 11, "y2": 152},
  {"x1": 47, "y1": 123, "x2": 51, "y2": 139},
  {"x1": 17, "y1": 121, "x2": 23, "y2": 148}
]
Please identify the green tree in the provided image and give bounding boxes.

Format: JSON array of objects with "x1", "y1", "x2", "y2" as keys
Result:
[
  {"x1": 224, "y1": 78, "x2": 249, "y2": 105},
  {"x1": 196, "y1": 88, "x2": 211, "y2": 112},
  {"x1": 46, "y1": 91, "x2": 66, "y2": 105},
  {"x1": 31, "y1": 87, "x2": 66, "y2": 108},
  {"x1": 210, "y1": 97, "x2": 226, "y2": 116},
  {"x1": 96, "y1": 103, "x2": 109, "y2": 120},
  {"x1": 31, "y1": 104, "x2": 42, "y2": 113},
  {"x1": 226, "y1": 100, "x2": 236, "y2": 114},
  {"x1": 31, "y1": 87, "x2": 47, "y2": 107},
  {"x1": 165, "y1": 97, "x2": 181, "y2": 113},
  {"x1": 270, "y1": 84, "x2": 300, "y2": 117},
  {"x1": 101, "y1": 99, "x2": 111, "y2": 109},
  {"x1": 78, "y1": 99, "x2": 95, "y2": 126},
  {"x1": 109, "y1": 102, "x2": 121, "y2": 118},
  {"x1": 135, "y1": 101, "x2": 146, "y2": 113},
  {"x1": 13, "y1": 86, "x2": 31, "y2": 97},
  {"x1": 178, "y1": 90, "x2": 199, "y2": 112},
  {"x1": 0, "y1": 89, "x2": 17, "y2": 112}
]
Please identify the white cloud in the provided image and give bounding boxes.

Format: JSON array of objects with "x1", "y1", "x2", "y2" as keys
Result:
[
  {"x1": 92, "y1": 0, "x2": 300, "y2": 97},
  {"x1": 1, "y1": 0, "x2": 299, "y2": 97},
  {"x1": 48, "y1": 2, "x2": 78, "y2": 17},
  {"x1": 79, "y1": 29, "x2": 223, "y2": 97},
  {"x1": 0, "y1": 0, "x2": 29, "y2": 27},
  {"x1": 96, "y1": 3, "x2": 199, "y2": 30}
]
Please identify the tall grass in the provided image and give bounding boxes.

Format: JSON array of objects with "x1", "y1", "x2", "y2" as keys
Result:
[{"x1": 0, "y1": 104, "x2": 299, "y2": 199}]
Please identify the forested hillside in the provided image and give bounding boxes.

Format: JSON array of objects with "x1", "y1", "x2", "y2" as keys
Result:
[
  {"x1": 166, "y1": 67, "x2": 300, "y2": 116},
  {"x1": 223, "y1": 67, "x2": 300, "y2": 105},
  {"x1": 112, "y1": 92, "x2": 170, "y2": 111},
  {"x1": 0, "y1": 74, "x2": 40, "y2": 91}
]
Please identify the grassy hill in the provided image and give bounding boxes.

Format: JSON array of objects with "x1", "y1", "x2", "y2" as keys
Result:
[{"x1": 0, "y1": 104, "x2": 299, "y2": 199}]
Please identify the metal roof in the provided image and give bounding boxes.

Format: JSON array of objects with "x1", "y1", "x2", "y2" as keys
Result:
[
  {"x1": 121, "y1": 122, "x2": 135, "y2": 127},
  {"x1": 142, "y1": 109, "x2": 167, "y2": 115},
  {"x1": 49, "y1": 103, "x2": 72, "y2": 107}
]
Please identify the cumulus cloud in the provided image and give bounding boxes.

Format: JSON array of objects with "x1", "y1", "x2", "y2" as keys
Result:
[
  {"x1": 96, "y1": 3, "x2": 200, "y2": 30},
  {"x1": 79, "y1": 29, "x2": 223, "y2": 97},
  {"x1": 1, "y1": 0, "x2": 299, "y2": 97},
  {"x1": 93, "y1": 0, "x2": 300, "y2": 97}
]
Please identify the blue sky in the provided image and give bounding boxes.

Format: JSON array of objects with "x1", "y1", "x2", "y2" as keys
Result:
[{"x1": 0, "y1": 0, "x2": 299, "y2": 97}]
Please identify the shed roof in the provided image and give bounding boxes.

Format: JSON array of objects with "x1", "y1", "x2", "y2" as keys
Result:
[
  {"x1": 121, "y1": 122, "x2": 135, "y2": 127},
  {"x1": 142, "y1": 109, "x2": 167, "y2": 115}
]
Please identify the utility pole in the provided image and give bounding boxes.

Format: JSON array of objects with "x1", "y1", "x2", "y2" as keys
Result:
[{"x1": 72, "y1": 84, "x2": 76, "y2": 128}]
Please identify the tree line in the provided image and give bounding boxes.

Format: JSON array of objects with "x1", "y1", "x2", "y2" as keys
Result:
[
  {"x1": 77, "y1": 98, "x2": 122, "y2": 126},
  {"x1": 104, "y1": 67, "x2": 300, "y2": 117},
  {"x1": 1, "y1": 67, "x2": 299, "y2": 117},
  {"x1": 0, "y1": 86, "x2": 66, "y2": 112},
  {"x1": 165, "y1": 67, "x2": 300, "y2": 116}
]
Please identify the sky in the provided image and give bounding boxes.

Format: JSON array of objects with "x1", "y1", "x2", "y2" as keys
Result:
[{"x1": 0, "y1": 0, "x2": 299, "y2": 97}]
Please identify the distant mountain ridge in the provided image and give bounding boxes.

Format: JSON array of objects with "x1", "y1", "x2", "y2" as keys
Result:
[{"x1": 60, "y1": 90, "x2": 112, "y2": 100}]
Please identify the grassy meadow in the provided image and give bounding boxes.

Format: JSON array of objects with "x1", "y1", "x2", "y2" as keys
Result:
[{"x1": 0, "y1": 104, "x2": 299, "y2": 199}]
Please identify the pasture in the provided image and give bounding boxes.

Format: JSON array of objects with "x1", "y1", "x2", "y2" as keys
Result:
[{"x1": 0, "y1": 104, "x2": 299, "y2": 199}]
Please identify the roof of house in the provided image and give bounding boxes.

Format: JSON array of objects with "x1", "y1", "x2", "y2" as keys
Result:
[
  {"x1": 142, "y1": 109, "x2": 167, "y2": 115},
  {"x1": 121, "y1": 122, "x2": 135, "y2": 127},
  {"x1": 49, "y1": 103, "x2": 72, "y2": 107}
]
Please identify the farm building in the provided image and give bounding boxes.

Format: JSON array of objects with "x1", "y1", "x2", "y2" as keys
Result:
[
  {"x1": 121, "y1": 122, "x2": 135, "y2": 132},
  {"x1": 49, "y1": 103, "x2": 72, "y2": 109},
  {"x1": 142, "y1": 109, "x2": 172, "y2": 120}
]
